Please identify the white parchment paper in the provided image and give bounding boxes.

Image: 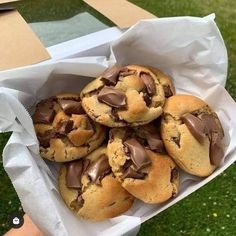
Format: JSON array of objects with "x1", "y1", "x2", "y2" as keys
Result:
[{"x1": 1, "y1": 14, "x2": 236, "y2": 236}]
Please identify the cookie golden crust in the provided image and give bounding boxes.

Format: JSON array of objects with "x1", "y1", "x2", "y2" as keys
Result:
[
  {"x1": 58, "y1": 146, "x2": 134, "y2": 221},
  {"x1": 32, "y1": 93, "x2": 106, "y2": 162},
  {"x1": 161, "y1": 95, "x2": 224, "y2": 177},
  {"x1": 107, "y1": 127, "x2": 179, "y2": 204},
  {"x1": 80, "y1": 65, "x2": 165, "y2": 127}
]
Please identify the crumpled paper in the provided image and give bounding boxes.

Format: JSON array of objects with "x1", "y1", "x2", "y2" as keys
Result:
[{"x1": 1, "y1": 14, "x2": 236, "y2": 236}]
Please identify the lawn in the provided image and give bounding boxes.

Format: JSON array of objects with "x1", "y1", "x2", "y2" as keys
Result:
[{"x1": 0, "y1": 0, "x2": 236, "y2": 235}]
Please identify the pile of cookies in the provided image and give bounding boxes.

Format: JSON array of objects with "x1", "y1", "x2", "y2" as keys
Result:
[{"x1": 32, "y1": 65, "x2": 224, "y2": 221}]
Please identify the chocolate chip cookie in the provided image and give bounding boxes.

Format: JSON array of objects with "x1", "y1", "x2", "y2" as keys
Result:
[
  {"x1": 80, "y1": 65, "x2": 165, "y2": 127},
  {"x1": 33, "y1": 93, "x2": 106, "y2": 162},
  {"x1": 107, "y1": 126, "x2": 179, "y2": 203},
  {"x1": 149, "y1": 67, "x2": 175, "y2": 98},
  {"x1": 161, "y1": 95, "x2": 224, "y2": 177},
  {"x1": 59, "y1": 146, "x2": 134, "y2": 221}
]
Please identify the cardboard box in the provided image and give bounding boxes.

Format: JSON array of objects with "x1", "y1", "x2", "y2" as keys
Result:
[
  {"x1": 0, "y1": 0, "x2": 155, "y2": 71},
  {"x1": 0, "y1": 2, "x2": 50, "y2": 71}
]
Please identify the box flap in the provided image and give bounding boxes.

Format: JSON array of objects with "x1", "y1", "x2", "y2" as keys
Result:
[
  {"x1": 0, "y1": 0, "x2": 19, "y2": 3},
  {"x1": 0, "y1": 10, "x2": 50, "y2": 71},
  {"x1": 83, "y1": 0, "x2": 156, "y2": 28}
]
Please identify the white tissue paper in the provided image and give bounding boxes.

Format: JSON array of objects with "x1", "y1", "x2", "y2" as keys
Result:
[{"x1": 1, "y1": 14, "x2": 236, "y2": 236}]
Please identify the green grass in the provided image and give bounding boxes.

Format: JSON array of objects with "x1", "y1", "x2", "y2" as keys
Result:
[{"x1": 0, "y1": 0, "x2": 236, "y2": 235}]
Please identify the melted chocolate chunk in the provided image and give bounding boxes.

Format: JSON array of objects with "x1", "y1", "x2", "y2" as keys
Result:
[
  {"x1": 82, "y1": 159, "x2": 91, "y2": 173},
  {"x1": 198, "y1": 113, "x2": 220, "y2": 136},
  {"x1": 33, "y1": 100, "x2": 55, "y2": 124},
  {"x1": 119, "y1": 68, "x2": 136, "y2": 77},
  {"x1": 199, "y1": 113, "x2": 224, "y2": 165},
  {"x1": 209, "y1": 132, "x2": 224, "y2": 166},
  {"x1": 58, "y1": 99, "x2": 84, "y2": 115},
  {"x1": 141, "y1": 125, "x2": 165, "y2": 153},
  {"x1": 140, "y1": 72, "x2": 156, "y2": 96},
  {"x1": 183, "y1": 112, "x2": 224, "y2": 166},
  {"x1": 181, "y1": 113, "x2": 206, "y2": 143},
  {"x1": 147, "y1": 135, "x2": 165, "y2": 152},
  {"x1": 86, "y1": 154, "x2": 111, "y2": 184},
  {"x1": 37, "y1": 129, "x2": 55, "y2": 148},
  {"x1": 101, "y1": 64, "x2": 121, "y2": 85},
  {"x1": 66, "y1": 160, "x2": 84, "y2": 189},
  {"x1": 57, "y1": 120, "x2": 74, "y2": 135},
  {"x1": 124, "y1": 138, "x2": 151, "y2": 170},
  {"x1": 77, "y1": 194, "x2": 84, "y2": 208},
  {"x1": 98, "y1": 86, "x2": 127, "y2": 108},
  {"x1": 123, "y1": 159, "x2": 133, "y2": 170},
  {"x1": 170, "y1": 168, "x2": 178, "y2": 182},
  {"x1": 121, "y1": 167, "x2": 145, "y2": 179},
  {"x1": 142, "y1": 89, "x2": 152, "y2": 106},
  {"x1": 85, "y1": 118, "x2": 94, "y2": 131},
  {"x1": 171, "y1": 136, "x2": 180, "y2": 148},
  {"x1": 124, "y1": 145, "x2": 131, "y2": 156},
  {"x1": 111, "y1": 108, "x2": 120, "y2": 122},
  {"x1": 163, "y1": 85, "x2": 173, "y2": 98},
  {"x1": 89, "y1": 89, "x2": 101, "y2": 97}
]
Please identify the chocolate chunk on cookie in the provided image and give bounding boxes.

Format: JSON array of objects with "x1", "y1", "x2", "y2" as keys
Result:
[
  {"x1": 149, "y1": 67, "x2": 175, "y2": 98},
  {"x1": 81, "y1": 65, "x2": 165, "y2": 127},
  {"x1": 161, "y1": 95, "x2": 224, "y2": 177},
  {"x1": 59, "y1": 146, "x2": 134, "y2": 221},
  {"x1": 33, "y1": 93, "x2": 106, "y2": 162},
  {"x1": 107, "y1": 126, "x2": 179, "y2": 203},
  {"x1": 98, "y1": 86, "x2": 127, "y2": 108}
]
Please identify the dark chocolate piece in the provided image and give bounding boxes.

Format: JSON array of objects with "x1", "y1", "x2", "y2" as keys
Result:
[
  {"x1": 58, "y1": 99, "x2": 84, "y2": 115},
  {"x1": 199, "y1": 113, "x2": 224, "y2": 165},
  {"x1": 86, "y1": 154, "x2": 111, "y2": 184},
  {"x1": 209, "y1": 132, "x2": 224, "y2": 166},
  {"x1": 198, "y1": 113, "x2": 220, "y2": 135},
  {"x1": 57, "y1": 120, "x2": 73, "y2": 135},
  {"x1": 142, "y1": 90, "x2": 152, "y2": 106},
  {"x1": 185, "y1": 112, "x2": 224, "y2": 166},
  {"x1": 37, "y1": 130, "x2": 55, "y2": 148},
  {"x1": 124, "y1": 145, "x2": 131, "y2": 156},
  {"x1": 66, "y1": 160, "x2": 84, "y2": 189},
  {"x1": 119, "y1": 68, "x2": 136, "y2": 77},
  {"x1": 82, "y1": 159, "x2": 91, "y2": 173},
  {"x1": 170, "y1": 168, "x2": 179, "y2": 182},
  {"x1": 77, "y1": 194, "x2": 84, "y2": 208},
  {"x1": 85, "y1": 118, "x2": 94, "y2": 131},
  {"x1": 98, "y1": 86, "x2": 127, "y2": 108},
  {"x1": 101, "y1": 65, "x2": 121, "y2": 85},
  {"x1": 163, "y1": 85, "x2": 173, "y2": 98},
  {"x1": 33, "y1": 100, "x2": 55, "y2": 124},
  {"x1": 181, "y1": 113, "x2": 206, "y2": 143},
  {"x1": 123, "y1": 159, "x2": 133, "y2": 170},
  {"x1": 124, "y1": 138, "x2": 151, "y2": 170},
  {"x1": 171, "y1": 136, "x2": 180, "y2": 148},
  {"x1": 141, "y1": 125, "x2": 165, "y2": 152},
  {"x1": 111, "y1": 108, "x2": 120, "y2": 121},
  {"x1": 140, "y1": 73, "x2": 156, "y2": 96},
  {"x1": 147, "y1": 135, "x2": 165, "y2": 152},
  {"x1": 121, "y1": 167, "x2": 145, "y2": 179}
]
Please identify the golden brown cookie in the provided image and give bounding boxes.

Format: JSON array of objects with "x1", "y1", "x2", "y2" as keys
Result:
[
  {"x1": 59, "y1": 146, "x2": 134, "y2": 221},
  {"x1": 107, "y1": 126, "x2": 179, "y2": 203},
  {"x1": 33, "y1": 93, "x2": 106, "y2": 162},
  {"x1": 80, "y1": 65, "x2": 165, "y2": 127},
  {"x1": 161, "y1": 94, "x2": 224, "y2": 177}
]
